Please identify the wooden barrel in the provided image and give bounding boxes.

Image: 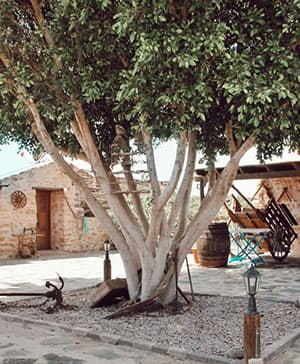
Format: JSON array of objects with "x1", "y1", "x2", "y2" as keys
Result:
[{"x1": 196, "y1": 222, "x2": 230, "y2": 268}]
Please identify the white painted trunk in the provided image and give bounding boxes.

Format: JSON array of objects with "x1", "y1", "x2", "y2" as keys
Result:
[
  {"x1": 119, "y1": 136, "x2": 254, "y2": 305},
  {"x1": 1, "y1": 0, "x2": 259, "y2": 308},
  {"x1": 17, "y1": 86, "x2": 254, "y2": 306}
]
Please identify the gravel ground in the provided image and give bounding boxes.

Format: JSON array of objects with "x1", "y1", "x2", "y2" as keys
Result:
[{"x1": 0, "y1": 288, "x2": 299, "y2": 359}]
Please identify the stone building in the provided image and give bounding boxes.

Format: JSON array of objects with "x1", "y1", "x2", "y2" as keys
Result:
[{"x1": 0, "y1": 162, "x2": 108, "y2": 258}]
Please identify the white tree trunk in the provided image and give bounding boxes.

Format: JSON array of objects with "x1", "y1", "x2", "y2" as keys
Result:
[
  {"x1": 0, "y1": 0, "x2": 257, "y2": 307},
  {"x1": 33, "y1": 105, "x2": 253, "y2": 304},
  {"x1": 9, "y1": 69, "x2": 254, "y2": 305}
]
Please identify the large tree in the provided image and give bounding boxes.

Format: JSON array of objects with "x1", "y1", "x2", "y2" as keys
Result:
[{"x1": 0, "y1": 0, "x2": 299, "y2": 304}]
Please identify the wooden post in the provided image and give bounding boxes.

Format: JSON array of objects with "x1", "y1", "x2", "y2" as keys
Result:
[
  {"x1": 104, "y1": 252, "x2": 111, "y2": 281},
  {"x1": 199, "y1": 177, "x2": 205, "y2": 202},
  {"x1": 244, "y1": 312, "x2": 261, "y2": 364}
]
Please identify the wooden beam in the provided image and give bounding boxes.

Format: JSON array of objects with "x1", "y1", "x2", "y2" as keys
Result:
[
  {"x1": 199, "y1": 177, "x2": 205, "y2": 202},
  {"x1": 32, "y1": 187, "x2": 65, "y2": 191},
  {"x1": 195, "y1": 169, "x2": 300, "y2": 181},
  {"x1": 0, "y1": 184, "x2": 9, "y2": 188},
  {"x1": 233, "y1": 170, "x2": 300, "y2": 180},
  {"x1": 195, "y1": 161, "x2": 300, "y2": 181}
]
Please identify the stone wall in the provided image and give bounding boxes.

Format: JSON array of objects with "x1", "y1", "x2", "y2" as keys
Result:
[
  {"x1": 0, "y1": 162, "x2": 108, "y2": 258},
  {"x1": 258, "y1": 177, "x2": 300, "y2": 256},
  {"x1": 51, "y1": 190, "x2": 65, "y2": 250},
  {"x1": 0, "y1": 186, "x2": 16, "y2": 257}
]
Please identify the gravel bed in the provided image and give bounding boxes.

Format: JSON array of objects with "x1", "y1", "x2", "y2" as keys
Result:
[{"x1": 1, "y1": 288, "x2": 299, "y2": 359}]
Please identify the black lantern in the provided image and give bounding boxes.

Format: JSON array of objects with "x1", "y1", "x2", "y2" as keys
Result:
[
  {"x1": 104, "y1": 239, "x2": 110, "y2": 255},
  {"x1": 243, "y1": 264, "x2": 261, "y2": 313}
]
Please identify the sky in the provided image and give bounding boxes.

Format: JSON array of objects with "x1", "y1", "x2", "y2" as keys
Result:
[
  {"x1": 1, "y1": 141, "x2": 299, "y2": 197},
  {"x1": 0, "y1": 142, "x2": 34, "y2": 178},
  {"x1": 0, "y1": 141, "x2": 179, "y2": 180}
]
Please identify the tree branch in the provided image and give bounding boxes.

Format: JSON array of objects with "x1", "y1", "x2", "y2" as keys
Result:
[
  {"x1": 143, "y1": 129, "x2": 187, "y2": 253},
  {"x1": 27, "y1": 104, "x2": 125, "y2": 249},
  {"x1": 225, "y1": 119, "x2": 237, "y2": 156},
  {"x1": 31, "y1": 115, "x2": 142, "y2": 291},
  {"x1": 2, "y1": 49, "x2": 146, "y2": 261},
  {"x1": 149, "y1": 134, "x2": 187, "y2": 255},
  {"x1": 168, "y1": 132, "x2": 195, "y2": 228},
  {"x1": 5, "y1": 2, "x2": 147, "y2": 255},
  {"x1": 72, "y1": 101, "x2": 147, "y2": 246},
  {"x1": 0, "y1": 53, "x2": 10, "y2": 68},
  {"x1": 156, "y1": 131, "x2": 187, "y2": 209},
  {"x1": 142, "y1": 128, "x2": 161, "y2": 199},
  {"x1": 179, "y1": 135, "x2": 255, "y2": 258},
  {"x1": 124, "y1": 170, "x2": 149, "y2": 235},
  {"x1": 169, "y1": 133, "x2": 196, "y2": 242},
  {"x1": 70, "y1": 119, "x2": 89, "y2": 158},
  {"x1": 30, "y1": 0, "x2": 61, "y2": 68}
]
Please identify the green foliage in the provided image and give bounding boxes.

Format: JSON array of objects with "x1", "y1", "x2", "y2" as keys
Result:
[{"x1": 0, "y1": 0, "x2": 299, "y2": 163}]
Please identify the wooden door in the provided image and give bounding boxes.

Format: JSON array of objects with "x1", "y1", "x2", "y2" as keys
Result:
[{"x1": 36, "y1": 190, "x2": 51, "y2": 250}]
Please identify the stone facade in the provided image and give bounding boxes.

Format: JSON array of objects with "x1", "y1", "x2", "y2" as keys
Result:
[
  {"x1": 0, "y1": 162, "x2": 108, "y2": 258},
  {"x1": 258, "y1": 177, "x2": 300, "y2": 256}
]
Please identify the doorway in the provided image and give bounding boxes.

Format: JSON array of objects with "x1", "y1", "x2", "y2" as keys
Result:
[{"x1": 36, "y1": 190, "x2": 51, "y2": 250}]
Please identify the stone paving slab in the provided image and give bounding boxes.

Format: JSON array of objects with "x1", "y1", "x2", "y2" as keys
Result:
[
  {"x1": 0, "y1": 315, "x2": 204, "y2": 364},
  {"x1": 179, "y1": 254, "x2": 300, "y2": 304}
]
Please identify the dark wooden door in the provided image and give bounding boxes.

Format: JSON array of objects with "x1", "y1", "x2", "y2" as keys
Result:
[{"x1": 36, "y1": 190, "x2": 51, "y2": 250}]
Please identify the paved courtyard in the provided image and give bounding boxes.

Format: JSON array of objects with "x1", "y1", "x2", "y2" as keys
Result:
[
  {"x1": 0, "y1": 251, "x2": 299, "y2": 363},
  {"x1": 0, "y1": 315, "x2": 203, "y2": 364},
  {"x1": 0, "y1": 251, "x2": 299, "y2": 304}
]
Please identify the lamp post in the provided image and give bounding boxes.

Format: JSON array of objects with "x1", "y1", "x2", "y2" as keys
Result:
[
  {"x1": 243, "y1": 265, "x2": 261, "y2": 364},
  {"x1": 103, "y1": 239, "x2": 111, "y2": 281}
]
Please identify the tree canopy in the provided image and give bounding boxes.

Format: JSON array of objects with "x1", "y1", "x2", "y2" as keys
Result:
[
  {"x1": 0, "y1": 0, "x2": 299, "y2": 304},
  {"x1": 1, "y1": 0, "x2": 299, "y2": 160}
]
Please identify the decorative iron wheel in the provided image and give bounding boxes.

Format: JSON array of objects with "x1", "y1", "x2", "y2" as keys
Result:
[
  {"x1": 11, "y1": 190, "x2": 27, "y2": 209},
  {"x1": 267, "y1": 227, "x2": 290, "y2": 261}
]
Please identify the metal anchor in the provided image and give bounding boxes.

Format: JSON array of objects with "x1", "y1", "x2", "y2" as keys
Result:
[{"x1": 0, "y1": 274, "x2": 64, "y2": 310}]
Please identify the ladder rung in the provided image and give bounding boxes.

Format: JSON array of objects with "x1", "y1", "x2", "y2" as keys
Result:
[
  {"x1": 111, "y1": 171, "x2": 130, "y2": 175},
  {"x1": 111, "y1": 152, "x2": 138, "y2": 156},
  {"x1": 112, "y1": 170, "x2": 149, "y2": 174},
  {"x1": 111, "y1": 190, "x2": 150, "y2": 194}
]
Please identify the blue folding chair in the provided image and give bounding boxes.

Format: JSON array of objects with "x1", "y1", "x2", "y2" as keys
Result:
[{"x1": 229, "y1": 228, "x2": 270, "y2": 265}]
